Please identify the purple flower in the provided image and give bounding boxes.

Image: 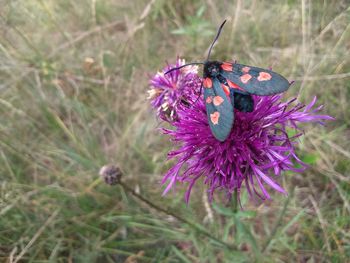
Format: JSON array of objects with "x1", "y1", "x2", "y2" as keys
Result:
[
  {"x1": 161, "y1": 91, "x2": 334, "y2": 203},
  {"x1": 148, "y1": 58, "x2": 202, "y2": 122}
]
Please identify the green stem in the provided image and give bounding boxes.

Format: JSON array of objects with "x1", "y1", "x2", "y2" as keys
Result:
[
  {"x1": 232, "y1": 189, "x2": 238, "y2": 213},
  {"x1": 119, "y1": 181, "x2": 236, "y2": 250}
]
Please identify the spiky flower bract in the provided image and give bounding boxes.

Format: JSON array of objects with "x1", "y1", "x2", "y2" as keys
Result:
[{"x1": 148, "y1": 58, "x2": 202, "y2": 122}]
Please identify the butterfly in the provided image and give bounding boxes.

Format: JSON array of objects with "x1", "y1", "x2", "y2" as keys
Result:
[{"x1": 166, "y1": 20, "x2": 291, "y2": 142}]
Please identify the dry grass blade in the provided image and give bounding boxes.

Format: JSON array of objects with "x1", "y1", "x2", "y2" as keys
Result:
[
  {"x1": 308, "y1": 195, "x2": 331, "y2": 254},
  {"x1": 11, "y1": 210, "x2": 60, "y2": 263}
]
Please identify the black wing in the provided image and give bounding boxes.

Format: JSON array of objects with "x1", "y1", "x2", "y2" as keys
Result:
[
  {"x1": 220, "y1": 62, "x2": 291, "y2": 95},
  {"x1": 203, "y1": 77, "x2": 234, "y2": 142}
]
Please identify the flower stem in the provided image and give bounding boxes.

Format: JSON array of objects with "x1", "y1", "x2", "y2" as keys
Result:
[
  {"x1": 232, "y1": 189, "x2": 238, "y2": 213},
  {"x1": 118, "y1": 181, "x2": 237, "y2": 250}
]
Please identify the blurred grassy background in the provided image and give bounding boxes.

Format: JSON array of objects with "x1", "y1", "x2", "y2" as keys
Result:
[{"x1": 0, "y1": 0, "x2": 349, "y2": 262}]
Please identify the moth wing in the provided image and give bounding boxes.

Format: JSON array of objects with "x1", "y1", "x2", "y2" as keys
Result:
[
  {"x1": 204, "y1": 78, "x2": 234, "y2": 141},
  {"x1": 221, "y1": 63, "x2": 291, "y2": 95}
]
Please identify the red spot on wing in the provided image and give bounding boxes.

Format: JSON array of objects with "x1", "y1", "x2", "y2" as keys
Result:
[
  {"x1": 213, "y1": 96, "x2": 224, "y2": 106},
  {"x1": 242, "y1": 66, "x2": 251, "y2": 73},
  {"x1": 227, "y1": 79, "x2": 245, "y2": 91},
  {"x1": 257, "y1": 72, "x2": 272, "y2": 81},
  {"x1": 221, "y1": 84, "x2": 230, "y2": 96},
  {"x1": 203, "y1": 78, "x2": 213, "y2": 88},
  {"x1": 206, "y1": 96, "x2": 213, "y2": 104},
  {"x1": 221, "y1": 62, "x2": 233, "y2": 72},
  {"x1": 240, "y1": 74, "x2": 252, "y2": 84},
  {"x1": 210, "y1": 111, "x2": 220, "y2": 125}
]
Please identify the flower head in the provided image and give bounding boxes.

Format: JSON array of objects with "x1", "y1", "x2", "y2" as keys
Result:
[
  {"x1": 148, "y1": 59, "x2": 333, "y2": 203},
  {"x1": 161, "y1": 91, "x2": 333, "y2": 203},
  {"x1": 99, "y1": 164, "x2": 123, "y2": 185},
  {"x1": 149, "y1": 58, "x2": 202, "y2": 122}
]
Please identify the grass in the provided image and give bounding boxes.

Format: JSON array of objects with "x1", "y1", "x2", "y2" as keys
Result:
[{"x1": 0, "y1": 0, "x2": 349, "y2": 262}]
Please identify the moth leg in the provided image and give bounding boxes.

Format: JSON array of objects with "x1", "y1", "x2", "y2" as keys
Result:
[{"x1": 193, "y1": 82, "x2": 203, "y2": 105}]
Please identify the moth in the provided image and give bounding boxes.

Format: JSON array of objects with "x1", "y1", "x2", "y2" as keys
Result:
[{"x1": 166, "y1": 20, "x2": 291, "y2": 141}]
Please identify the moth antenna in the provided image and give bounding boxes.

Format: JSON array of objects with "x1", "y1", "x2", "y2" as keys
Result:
[
  {"x1": 165, "y1": 62, "x2": 204, "y2": 75},
  {"x1": 206, "y1": 20, "x2": 227, "y2": 60}
]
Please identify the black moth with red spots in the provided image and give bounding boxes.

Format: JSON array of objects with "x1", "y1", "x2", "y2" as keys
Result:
[{"x1": 165, "y1": 20, "x2": 291, "y2": 141}]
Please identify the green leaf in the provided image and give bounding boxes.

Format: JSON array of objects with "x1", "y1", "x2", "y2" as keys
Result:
[
  {"x1": 171, "y1": 28, "x2": 187, "y2": 35},
  {"x1": 212, "y1": 203, "x2": 236, "y2": 216},
  {"x1": 196, "y1": 6, "x2": 206, "y2": 17},
  {"x1": 302, "y1": 153, "x2": 319, "y2": 164},
  {"x1": 102, "y1": 51, "x2": 115, "y2": 69},
  {"x1": 171, "y1": 246, "x2": 192, "y2": 263},
  {"x1": 235, "y1": 210, "x2": 257, "y2": 219}
]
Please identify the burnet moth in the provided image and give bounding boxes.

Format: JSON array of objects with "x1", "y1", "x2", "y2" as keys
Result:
[{"x1": 166, "y1": 20, "x2": 291, "y2": 142}]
